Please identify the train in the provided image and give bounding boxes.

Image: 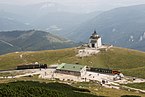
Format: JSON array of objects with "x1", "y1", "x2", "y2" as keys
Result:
[
  {"x1": 16, "y1": 64, "x2": 47, "y2": 70},
  {"x1": 87, "y1": 67, "x2": 120, "y2": 74}
]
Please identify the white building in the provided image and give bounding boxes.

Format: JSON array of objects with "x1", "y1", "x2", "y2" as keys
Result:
[
  {"x1": 89, "y1": 31, "x2": 102, "y2": 48},
  {"x1": 55, "y1": 63, "x2": 87, "y2": 77},
  {"x1": 77, "y1": 31, "x2": 103, "y2": 57}
]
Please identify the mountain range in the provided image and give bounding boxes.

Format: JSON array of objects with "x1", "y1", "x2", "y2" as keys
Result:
[
  {"x1": 0, "y1": 2, "x2": 101, "y2": 34},
  {"x1": 69, "y1": 4, "x2": 145, "y2": 51},
  {"x1": 1, "y1": 3, "x2": 145, "y2": 51},
  {"x1": 0, "y1": 30, "x2": 76, "y2": 55}
]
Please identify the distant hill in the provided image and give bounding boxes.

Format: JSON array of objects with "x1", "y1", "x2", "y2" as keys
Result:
[
  {"x1": 0, "y1": 30, "x2": 77, "y2": 55},
  {"x1": 0, "y1": 47, "x2": 145, "y2": 79},
  {"x1": 0, "y1": 10, "x2": 32, "y2": 31},
  {"x1": 0, "y1": 3, "x2": 102, "y2": 36},
  {"x1": 69, "y1": 4, "x2": 145, "y2": 51},
  {"x1": 31, "y1": 12, "x2": 101, "y2": 36},
  {"x1": 0, "y1": 17, "x2": 30, "y2": 31}
]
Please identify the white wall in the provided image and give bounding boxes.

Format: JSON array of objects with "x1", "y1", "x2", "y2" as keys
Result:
[
  {"x1": 89, "y1": 38, "x2": 102, "y2": 48},
  {"x1": 98, "y1": 38, "x2": 102, "y2": 47}
]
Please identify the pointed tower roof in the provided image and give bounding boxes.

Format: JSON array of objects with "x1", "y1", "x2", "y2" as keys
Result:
[{"x1": 93, "y1": 30, "x2": 97, "y2": 34}]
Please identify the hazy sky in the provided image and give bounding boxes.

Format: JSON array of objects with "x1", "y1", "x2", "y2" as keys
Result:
[
  {"x1": 1, "y1": 0, "x2": 145, "y2": 11},
  {"x1": 1, "y1": 0, "x2": 145, "y2": 5}
]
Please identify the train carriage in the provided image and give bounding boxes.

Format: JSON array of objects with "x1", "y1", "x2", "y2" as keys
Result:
[
  {"x1": 16, "y1": 64, "x2": 47, "y2": 70},
  {"x1": 87, "y1": 67, "x2": 120, "y2": 74}
]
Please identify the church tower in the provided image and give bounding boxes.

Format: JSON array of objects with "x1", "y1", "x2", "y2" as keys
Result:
[{"x1": 89, "y1": 31, "x2": 102, "y2": 48}]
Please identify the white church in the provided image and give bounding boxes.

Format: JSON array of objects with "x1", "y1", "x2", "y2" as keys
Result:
[
  {"x1": 89, "y1": 30, "x2": 102, "y2": 48},
  {"x1": 77, "y1": 30, "x2": 103, "y2": 57}
]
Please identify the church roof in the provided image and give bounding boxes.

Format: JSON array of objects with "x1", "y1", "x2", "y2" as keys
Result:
[{"x1": 90, "y1": 30, "x2": 100, "y2": 39}]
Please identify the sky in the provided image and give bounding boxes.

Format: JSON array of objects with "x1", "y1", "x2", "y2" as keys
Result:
[
  {"x1": 1, "y1": 0, "x2": 145, "y2": 5},
  {"x1": 1, "y1": 0, "x2": 145, "y2": 11}
]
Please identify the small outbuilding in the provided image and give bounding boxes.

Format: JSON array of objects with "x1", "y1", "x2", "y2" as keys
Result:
[{"x1": 55, "y1": 63, "x2": 86, "y2": 76}]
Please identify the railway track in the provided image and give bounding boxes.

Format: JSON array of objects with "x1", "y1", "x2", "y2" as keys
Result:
[{"x1": 0, "y1": 69, "x2": 17, "y2": 72}]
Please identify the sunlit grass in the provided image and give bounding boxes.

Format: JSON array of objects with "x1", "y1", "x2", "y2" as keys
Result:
[{"x1": 0, "y1": 47, "x2": 145, "y2": 78}]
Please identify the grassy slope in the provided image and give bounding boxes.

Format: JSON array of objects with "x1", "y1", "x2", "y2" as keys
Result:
[
  {"x1": 0, "y1": 47, "x2": 145, "y2": 78},
  {"x1": 125, "y1": 82, "x2": 145, "y2": 90}
]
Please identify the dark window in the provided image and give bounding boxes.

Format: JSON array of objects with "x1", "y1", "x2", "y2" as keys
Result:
[{"x1": 92, "y1": 44, "x2": 95, "y2": 48}]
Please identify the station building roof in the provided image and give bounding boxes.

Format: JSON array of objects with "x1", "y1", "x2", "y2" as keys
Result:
[{"x1": 56, "y1": 63, "x2": 85, "y2": 72}]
